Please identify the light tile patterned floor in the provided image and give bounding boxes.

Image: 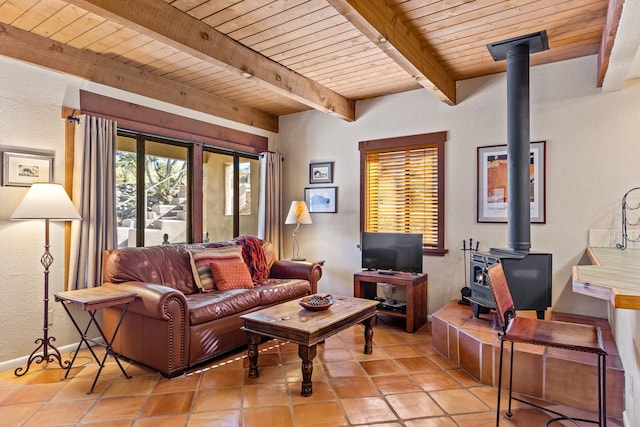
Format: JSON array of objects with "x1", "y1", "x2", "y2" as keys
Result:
[{"x1": 0, "y1": 317, "x2": 619, "y2": 426}]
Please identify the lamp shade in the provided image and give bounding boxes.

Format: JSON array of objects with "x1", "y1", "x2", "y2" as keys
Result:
[
  {"x1": 11, "y1": 183, "x2": 81, "y2": 221},
  {"x1": 285, "y1": 201, "x2": 312, "y2": 225}
]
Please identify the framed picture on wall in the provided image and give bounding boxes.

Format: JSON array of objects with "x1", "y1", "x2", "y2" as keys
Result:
[
  {"x1": 2, "y1": 150, "x2": 54, "y2": 187},
  {"x1": 309, "y1": 161, "x2": 333, "y2": 184},
  {"x1": 477, "y1": 141, "x2": 546, "y2": 223},
  {"x1": 305, "y1": 186, "x2": 337, "y2": 213}
]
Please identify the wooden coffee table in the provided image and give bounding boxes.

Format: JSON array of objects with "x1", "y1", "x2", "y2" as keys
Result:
[{"x1": 241, "y1": 295, "x2": 378, "y2": 396}]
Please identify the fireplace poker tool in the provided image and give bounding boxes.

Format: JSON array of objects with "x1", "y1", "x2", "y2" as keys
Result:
[{"x1": 459, "y1": 238, "x2": 480, "y2": 305}]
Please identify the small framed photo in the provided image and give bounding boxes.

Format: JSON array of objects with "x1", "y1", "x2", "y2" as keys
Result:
[
  {"x1": 309, "y1": 161, "x2": 333, "y2": 184},
  {"x1": 305, "y1": 186, "x2": 337, "y2": 213},
  {"x1": 2, "y1": 150, "x2": 54, "y2": 187}
]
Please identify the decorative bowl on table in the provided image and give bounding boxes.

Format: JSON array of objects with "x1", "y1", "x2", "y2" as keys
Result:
[{"x1": 299, "y1": 294, "x2": 334, "y2": 311}]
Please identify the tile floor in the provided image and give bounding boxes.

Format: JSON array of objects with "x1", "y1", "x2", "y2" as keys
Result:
[{"x1": 0, "y1": 316, "x2": 620, "y2": 426}]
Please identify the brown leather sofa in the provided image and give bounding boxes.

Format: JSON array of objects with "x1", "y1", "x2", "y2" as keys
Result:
[{"x1": 101, "y1": 238, "x2": 322, "y2": 377}]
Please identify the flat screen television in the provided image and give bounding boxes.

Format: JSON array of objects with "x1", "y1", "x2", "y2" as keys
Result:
[{"x1": 361, "y1": 232, "x2": 423, "y2": 274}]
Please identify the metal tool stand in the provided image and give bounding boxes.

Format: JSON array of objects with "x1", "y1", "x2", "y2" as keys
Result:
[{"x1": 459, "y1": 237, "x2": 480, "y2": 305}]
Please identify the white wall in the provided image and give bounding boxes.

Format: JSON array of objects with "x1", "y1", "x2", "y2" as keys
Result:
[
  {"x1": 0, "y1": 58, "x2": 81, "y2": 365},
  {"x1": 279, "y1": 55, "x2": 640, "y2": 426},
  {"x1": 0, "y1": 55, "x2": 276, "y2": 366}
]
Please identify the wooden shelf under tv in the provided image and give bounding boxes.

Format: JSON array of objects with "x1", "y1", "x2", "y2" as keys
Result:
[{"x1": 353, "y1": 270, "x2": 428, "y2": 333}]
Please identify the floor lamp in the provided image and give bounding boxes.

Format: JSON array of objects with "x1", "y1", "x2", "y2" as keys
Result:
[
  {"x1": 11, "y1": 183, "x2": 82, "y2": 376},
  {"x1": 285, "y1": 201, "x2": 312, "y2": 261}
]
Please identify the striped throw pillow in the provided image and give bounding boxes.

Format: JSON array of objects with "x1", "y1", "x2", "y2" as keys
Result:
[{"x1": 188, "y1": 246, "x2": 244, "y2": 291}]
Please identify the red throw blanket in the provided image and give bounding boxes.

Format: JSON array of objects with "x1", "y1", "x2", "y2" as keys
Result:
[{"x1": 234, "y1": 235, "x2": 269, "y2": 284}]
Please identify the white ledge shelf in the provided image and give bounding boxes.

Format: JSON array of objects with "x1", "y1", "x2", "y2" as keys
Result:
[{"x1": 572, "y1": 247, "x2": 640, "y2": 310}]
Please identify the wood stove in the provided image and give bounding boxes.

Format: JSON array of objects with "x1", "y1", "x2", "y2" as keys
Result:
[
  {"x1": 468, "y1": 249, "x2": 552, "y2": 319},
  {"x1": 467, "y1": 32, "x2": 553, "y2": 319}
]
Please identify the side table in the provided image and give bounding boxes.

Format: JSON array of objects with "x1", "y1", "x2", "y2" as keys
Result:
[
  {"x1": 353, "y1": 271, "x2": 428, "y2": 333},
  {"x1": 54, "y1": 286, "x2": 136, "y2": 394}
]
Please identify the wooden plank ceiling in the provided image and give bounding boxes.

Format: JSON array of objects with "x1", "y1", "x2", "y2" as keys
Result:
[{"x1": 0, "y1": 0, "x2": 616, "y2": 132}]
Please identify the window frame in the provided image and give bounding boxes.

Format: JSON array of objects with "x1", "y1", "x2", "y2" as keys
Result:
[
  {"x1": 117, "y1": 129, "x2": 259, "y2": 247},
  {"x1": 359, "y1": 131, "x2": 447, "y2": 257}
]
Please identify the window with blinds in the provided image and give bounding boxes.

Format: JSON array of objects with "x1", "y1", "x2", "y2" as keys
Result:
[{"x1": 359, "y1": 132, "x2": 446, "y2": 256}]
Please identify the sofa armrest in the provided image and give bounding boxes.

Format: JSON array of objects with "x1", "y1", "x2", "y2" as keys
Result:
[
  {"x1": 269, "y1": 260, "x2": 323, "y2": 294},
  {"x1": 102, "y1": 281, "x2": 189, "y2": 377},
  {"x1": 103, "y1": 281, "x2": 188, "y2": 320}
]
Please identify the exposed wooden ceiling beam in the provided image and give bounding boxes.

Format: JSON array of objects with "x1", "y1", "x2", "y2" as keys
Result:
[
  {"x1": 327, "y1": 0, "x2": 456, "y2": 106},
  {"x1": 68, "y1": 0, "x2": 355, "y2": 122},
  {"x1": 597, "y1": 0, "x2": 625, "y2": 87},
  {"x1": 0, "y1": 24, "x2": 279, "y2": 132}
]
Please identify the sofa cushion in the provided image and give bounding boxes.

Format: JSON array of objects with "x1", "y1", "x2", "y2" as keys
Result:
[
  {"x1": 186, "y1": 289, "x2": 261, "y2": 324},
  {"x1": 103, "y1": 245, "x2": 198, "y2": 295},
  {"x1": 258, "y1": 278, "x2": 312, "y2": 305},
  {"x1": 210, "y1": 258, "x2": 254, "y2": 290},
  {"x1": 188, "y1": 246, "x2": 244, "y2": 291}
]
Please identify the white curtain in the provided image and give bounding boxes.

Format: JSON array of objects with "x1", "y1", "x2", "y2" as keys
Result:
[
  {"x1": 68, "y1": 114, "x2": 117, "y2": 290},
  {"x1": 258, "y1": 151, "x2": 284, "y2": 257}
]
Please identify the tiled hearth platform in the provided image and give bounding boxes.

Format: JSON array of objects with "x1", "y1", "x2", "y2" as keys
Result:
[{"x1": 431, "y1": 300, "x2": 624, "y2": 419}]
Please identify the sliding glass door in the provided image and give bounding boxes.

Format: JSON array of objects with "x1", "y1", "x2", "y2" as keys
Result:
[
  {"x1": 116, "y1": 134, "x2": 189, "y2": 247},
  {"x1": 202, "y1": 150, "x2": 259, "y2": 242},
  {"x1": 116, "y1": 131, "x2": 260, "y2": 247}
]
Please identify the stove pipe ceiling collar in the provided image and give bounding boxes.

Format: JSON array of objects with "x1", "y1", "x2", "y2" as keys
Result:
[{"x1": 486, "y1": 31, "x2": 549, "y2": 252}]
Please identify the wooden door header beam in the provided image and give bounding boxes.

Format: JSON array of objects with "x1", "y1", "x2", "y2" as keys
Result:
[{"x1": 0, "y1": 24, "x2": 278, "y2": 132}]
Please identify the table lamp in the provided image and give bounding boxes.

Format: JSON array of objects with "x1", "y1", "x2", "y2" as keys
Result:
[
  {"x1": 11, "y1": 183, "x2": 82, "y2": 376},
  {"x1": 284, "y1": 201, "x2": 312, "y2": 261}
]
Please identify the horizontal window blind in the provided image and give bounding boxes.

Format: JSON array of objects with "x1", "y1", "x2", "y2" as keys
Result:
[{"x1": 365, "y1": 145, "x2": 439, "y2": 248}]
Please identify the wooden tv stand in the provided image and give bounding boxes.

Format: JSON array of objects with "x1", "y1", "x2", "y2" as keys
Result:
[{"x1": 353, "y1": 270, "x2": 428, "y2": 333}]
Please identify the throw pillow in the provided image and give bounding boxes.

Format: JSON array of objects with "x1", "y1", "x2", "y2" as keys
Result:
[
  {"x1": 188, "y1": 246, "x2": 244, "y2": 291},
  {"x1": 209, "y1": 258, "x2": 254, "y2": 290}
]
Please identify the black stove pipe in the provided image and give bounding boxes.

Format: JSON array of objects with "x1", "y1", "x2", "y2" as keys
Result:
[
  {"x1": 506, "y1": 43, "x2": 531, "y2": 252},
  {"x1": 487, "y1": 31, "x2": 548, "y2": 252}
]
